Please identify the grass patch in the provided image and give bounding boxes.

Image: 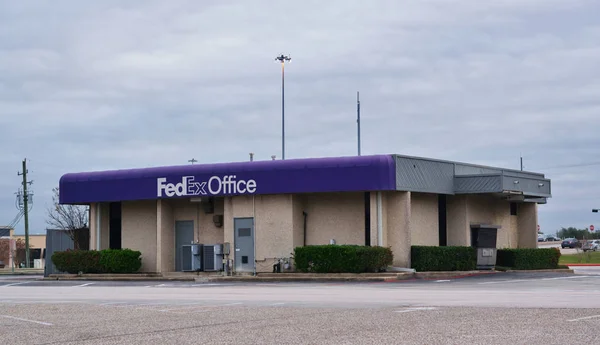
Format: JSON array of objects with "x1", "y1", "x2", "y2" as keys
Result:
[{"x1": 559, "y1": 251, "x2": 600, "y2": 264}]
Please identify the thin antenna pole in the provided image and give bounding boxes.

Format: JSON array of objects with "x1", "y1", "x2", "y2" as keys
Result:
[
  {"x1": 520, "y1": 155, "x2": 523, "y2": 171},
  {"x1": 357, "y1": 91, "x2": 361, "y2": 156}
]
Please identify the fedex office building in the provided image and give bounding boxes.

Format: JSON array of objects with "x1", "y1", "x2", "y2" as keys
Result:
[{"x1": 59, "y1": 154, "x2": 552, "y2": 274}]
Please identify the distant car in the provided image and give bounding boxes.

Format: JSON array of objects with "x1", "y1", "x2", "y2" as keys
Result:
[
  {"x1": 562, "y1": 238, "x2": 581, "y2": 249},
  {"x1": 583, "y1": 240, "x2": 600, "y2": 252},
  {"x1": 538, "y1": 235, "x2": 546, "y2": 242},
  {"x1": 545, "y1": 235, "x2": 560, "y2": 242}
]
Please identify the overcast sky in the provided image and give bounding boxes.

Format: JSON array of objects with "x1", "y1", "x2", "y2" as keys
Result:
[{"x1": 1, "y1": 0, "x2": 599, "y2": 236}]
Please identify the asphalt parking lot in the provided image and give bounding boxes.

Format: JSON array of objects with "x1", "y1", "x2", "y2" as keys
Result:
[{"x1": 2, "y1": 272, "x2": 600, "y2": 344}]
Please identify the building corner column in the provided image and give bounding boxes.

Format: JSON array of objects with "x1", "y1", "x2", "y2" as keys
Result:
[
  {"x1": 156, "y1": 199, "x2": 163, "y2": 273},
  {"x1": 386, "y1": 191, "x2": 412, "y2": 268},
  {"x1": 517, "y1": 202, "x2": 538, "y2": 248}
]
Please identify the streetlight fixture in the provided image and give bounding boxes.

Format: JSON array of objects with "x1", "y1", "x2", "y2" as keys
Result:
[
  {"x1": 593, "y1": 209, "x2": 599, "y2": 213},
  {"x1": 275, "y1": 54, "x2": 291, "y2": 160}
]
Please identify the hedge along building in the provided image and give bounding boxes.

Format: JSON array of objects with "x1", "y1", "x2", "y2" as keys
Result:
[{"x1": 58, "y1": 154, "x2": 552, "y2": 273}]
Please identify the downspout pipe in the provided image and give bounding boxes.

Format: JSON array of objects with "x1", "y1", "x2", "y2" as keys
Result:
[{"x1": 302, "y1": 211, "x2": 307, "y2": 246}]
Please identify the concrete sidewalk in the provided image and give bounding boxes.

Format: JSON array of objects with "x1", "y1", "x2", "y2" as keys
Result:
[{"x1": 0, "y1": 268, "x2": 43, "y2": 276}]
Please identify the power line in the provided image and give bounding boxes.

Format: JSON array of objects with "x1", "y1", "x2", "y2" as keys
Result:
[{"x1": 534, "y1": 161, "x2": 600, "y2": 171}]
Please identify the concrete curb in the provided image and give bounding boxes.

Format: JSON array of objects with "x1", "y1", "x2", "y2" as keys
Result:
[
  {"x1": 0, "y1": 272, "x2": 44, "y2": 276},
  {"x1": 194, "y1": 276, "x2": 399, "y2": 283},
  {"x1": 44, "y1": 276, "x2": 197, "y2": 282},
  {"x1": 504, "y1": 268, "x2": 575, "y2": 273},
  {"x1": 412, "y1": 271, "x2": 498, "y2": 280},
  {"x1": 40, "y1": 268, "x2": 576, "y2": 282},
  {"x1": 565, "y1": 264, "x2": 600, "y2": 267},
  {"x1": 45, "y1": 273, "x2": 401, "y2": 283}
]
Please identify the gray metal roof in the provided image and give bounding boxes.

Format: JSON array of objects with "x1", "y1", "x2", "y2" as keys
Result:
[{"x1": 391, "y1": 154, "x2": 551, "y2": 202}]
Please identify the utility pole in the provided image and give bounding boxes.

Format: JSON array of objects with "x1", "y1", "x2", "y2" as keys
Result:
[
  {"x1": 188, "y1": 158, "x2": 197, "y2": 165},
  {"x1": 275, "y1": 54, "x2": 291, "y2": 160},
  {"x1": 17, "y1": 159, "x2": 31, "y2": 269},
  {"x1": 357, "y1": 91, "x2": 361, "y2": 156}
]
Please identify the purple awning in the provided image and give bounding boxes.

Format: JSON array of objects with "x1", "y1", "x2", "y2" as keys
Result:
[{"x1": 59, "y1": 155, "x2": 397, "y2": 204}]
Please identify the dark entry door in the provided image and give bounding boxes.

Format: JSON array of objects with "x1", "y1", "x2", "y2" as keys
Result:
[
  {"x1": 234, "y1": 218, "x2": 254, "y2": 272},
  {"x1": 175, "y1": 221, "x2": 194, "y2": 271}
]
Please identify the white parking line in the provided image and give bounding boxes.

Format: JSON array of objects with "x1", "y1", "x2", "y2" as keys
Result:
[
  {"x1": 541, "y1": 276, "x2": 594, "y2": 281},
  {"x1": 99, "y1": 302, "x2": 128, "y2": 306},
  {"x1": 567, "y1": 314, "x2": 600, "y2": 322},
  {"x1": 479, "y1": 276, "x2": 594, "y2": 285},
  {"x1": 435, "y1": 280, "x2": 450, "y2": 283},
  {"x1": 0, "y1": 315, "x2": 53, "y2": 326},
  {"x1": 158, "y1": 302, "x2": 243, "y2": 312},
  {"x1": 394, "y1": 307, "x2": 437, "y2": 313},
  {"x1": 1, "y1": 282, "x2": 28, "y2": 287},
  {"x1": 478, "y1": 279, "x2": 529, "y2": 285},
  {"x1": 75, "y1": 283, "x2": 95, "y2": 287}
]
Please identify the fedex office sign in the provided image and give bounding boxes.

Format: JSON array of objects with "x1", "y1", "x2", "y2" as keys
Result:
[{"x1": 157, "y1": 175, "x2": 257, "y2": 198}]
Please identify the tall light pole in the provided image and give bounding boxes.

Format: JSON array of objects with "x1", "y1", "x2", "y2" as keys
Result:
[
  {"x1": 357, "y1": 91, "x2": 361, "y2": 156},
  {"x1": 275, "y1": 54, "x2": 291, "y2": 160}
]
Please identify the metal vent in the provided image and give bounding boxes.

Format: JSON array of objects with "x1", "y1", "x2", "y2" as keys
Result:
[
  {"x1": 203, "y1": 245, "x2": 216, "y2": 271},
  {"x1": 202, "y1": 244, "x2": 223, "y2": 272},
  {"x1": 181, "y1": 244, "x2": 203, "y2": 272}
]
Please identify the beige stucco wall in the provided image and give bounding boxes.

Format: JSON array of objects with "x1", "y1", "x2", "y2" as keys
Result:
[
  {"x1": 385, "y1": 191, "x2": 411, "y2": 267},
  {"x1": 158, "y1": 200, "x2": 174, "y2": 272},
  {"x1": 89, "y1": 202, "x2": 97, "y2": 250},
  {"x1": 223, "y1": 192, "x2": 365, "y2": 272},
  {"x1": 83, "y1": 190, "x2": 540, "y2": 274},
  {"x1": 446, "y1": 194, "x2": 531, "y2": 249},
  {"x1": 304, "y1": 192, "x2": 364, "y2": 246},
  {"x1": 13, "y1": 234, "x2": 46, "y2": 250},
  {"x1": 509, "y1": 216, "x2": 519, "y2": 248},
  {"x1": 410, "y1": 193, "x2": 439, "y2": 246},
  {"x1": 517, "y1": 202, "x2": 537, "y2": 248},
  {"x1": 121, "y1": 200, "x2": 157, "y2": 272},
  {"x1": 167, "y1": 198, "x2": 224, "y2": 244},
  {"x1": 446, "y1": 195, "x2": 469, "y2": 246},
  {"x1": 223, "y1": 194, "x2": 294, "y2": 272},
  {"x1": 292, "y1": 195, "x2": 306, "y2": 249}
]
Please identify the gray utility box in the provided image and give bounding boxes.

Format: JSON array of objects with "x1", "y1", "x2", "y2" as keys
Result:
[
  {"x1": 471, "y1": 225, "x2": 500, "y2": 270},
  {"x1": 181, "y1": 244, "x2": 203, "y2": 272},
  {"x1": 203, "y1": 244, "x2": 224, "y2": 271}
]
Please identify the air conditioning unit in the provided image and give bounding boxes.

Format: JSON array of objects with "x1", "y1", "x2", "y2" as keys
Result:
[
  {"x1": 181, "y1": 244, "x2": 203, "y2": 272},
  {"x1": 203, "y1": 244, "x2": 223, "y2": 271}
]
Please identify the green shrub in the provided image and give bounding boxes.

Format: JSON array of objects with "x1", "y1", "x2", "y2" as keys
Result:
[
  {"x1": 51, "y1": 248, "x2": 142, "y2": 274},
  {"x1": 51, "y1": 249, "x2": 102, "y2": 274},
  {"x1": 411, "y1": 246, "x2": 477, "y2": 272},
  {"x1": 293, "y1": 245, "x2": 393, "y2": 273},
  {"x1": 99, "y1": 249, "x2": 142, "y2": 273},
  {"x1": 496, "y1": 248, "x2": 560, "y2": 270}
]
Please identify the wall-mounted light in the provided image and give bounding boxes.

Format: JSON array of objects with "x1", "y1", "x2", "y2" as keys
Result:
[
  {"x1": 538, "y1": 183, "x2": 544, "y2": 187},
  {"x1": 513, "y1": 180, "x2": 519, "y2": 184}
]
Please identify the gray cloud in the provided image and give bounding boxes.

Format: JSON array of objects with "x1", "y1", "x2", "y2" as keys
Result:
[{"x1": 1, "y1": 0, "x2": 599, "y2": 235}]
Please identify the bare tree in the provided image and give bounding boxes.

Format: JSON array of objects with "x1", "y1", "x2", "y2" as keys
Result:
[
  {"x1": 0, "y1": 238, "x2": 30, "y2": 268},
  {"x1": 46, "y1": 187, "x2": 89, "y2": 250}
]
